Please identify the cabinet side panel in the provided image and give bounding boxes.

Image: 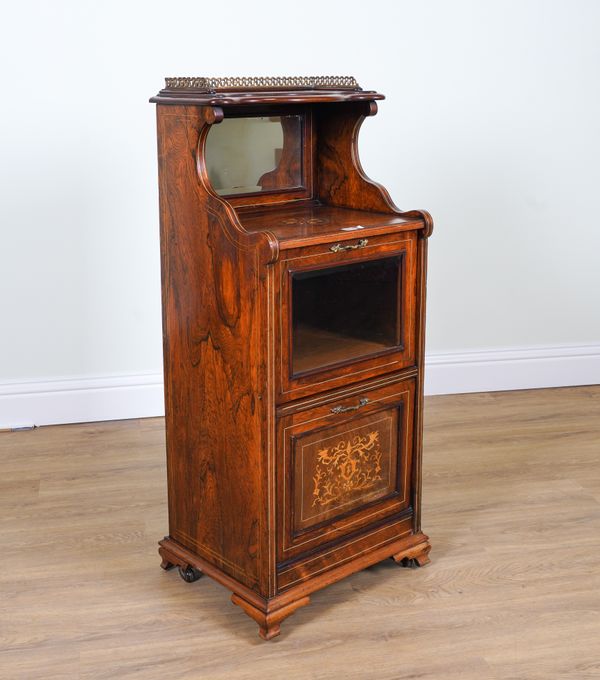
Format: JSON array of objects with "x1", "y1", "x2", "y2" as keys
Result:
[
  {"x1": 156, "y1": 106, "x2": 267, "y2": 593},
  {"x1": 315, "y1": 101, "x2": 399, "y2": 213},
  {"x1": 412, "y1": 234, "x2": 429, "y2": 532}
]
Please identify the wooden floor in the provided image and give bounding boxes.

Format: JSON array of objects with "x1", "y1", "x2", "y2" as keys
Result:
[{"x1": 1, "y1": 386, "x2": 599, "y2": 679}]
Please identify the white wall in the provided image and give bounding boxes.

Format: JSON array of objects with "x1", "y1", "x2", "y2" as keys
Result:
[{"x1": 1, "y1": 0, "x2": 599, "y2": 427}]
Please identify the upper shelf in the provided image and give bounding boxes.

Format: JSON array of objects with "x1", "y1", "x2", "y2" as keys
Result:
[
  {"x1": 150, "y1": 76, "x2": 384, "y2": 106},
  {"x1": 237, "y1": 204, "x2": 423, "y2": 249}
]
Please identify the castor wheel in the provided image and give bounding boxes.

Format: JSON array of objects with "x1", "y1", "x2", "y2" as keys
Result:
[
  {"x1": 398, "y1": 557, "x2": 420, "y2": 569},
  {"x1": 391, "y1": 545, "x2": 431, "y2": 569},
  {"x1": 178, "y1": 565, "x2": 202, "y2": 583}
]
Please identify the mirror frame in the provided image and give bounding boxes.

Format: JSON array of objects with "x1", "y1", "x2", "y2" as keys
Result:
[{"x1": 203, "y1": 105, "x2": 314, "y2": 208}]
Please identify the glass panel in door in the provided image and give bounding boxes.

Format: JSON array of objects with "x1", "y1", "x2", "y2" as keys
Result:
[{"x1": 291, "y1": 256, "x2": 402, "y2": 375}]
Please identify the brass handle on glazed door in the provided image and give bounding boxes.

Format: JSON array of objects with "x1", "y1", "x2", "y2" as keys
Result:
[
  {"x1": 329, "y1": 238, "x2": 368, "y2": 253},
  {"x1": 330, "y1": 398, "x2": 369, "y2": 414}
]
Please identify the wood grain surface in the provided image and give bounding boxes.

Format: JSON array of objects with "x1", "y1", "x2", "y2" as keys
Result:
[
  {"x1": 153, "y1": 93, "x2": 432, "y2": 630},
  {"x1": 156, "y1": 105, "x2": 277, "y2": 596},
  {"x1": 1, "y1": 385, "x2": 599, "y2": 678},
  {"x1": 238, "y1": 204, "x2": 422, "y2": 249}
]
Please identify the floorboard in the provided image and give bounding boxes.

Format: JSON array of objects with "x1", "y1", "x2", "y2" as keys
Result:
[{"x1": 1, "y1": 386, "x2": 599, "y2": 679}]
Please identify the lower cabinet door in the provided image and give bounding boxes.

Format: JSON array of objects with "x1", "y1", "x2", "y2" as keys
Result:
[{"x1": 277, "y1": 376, "x2": 416, "y2": 564}]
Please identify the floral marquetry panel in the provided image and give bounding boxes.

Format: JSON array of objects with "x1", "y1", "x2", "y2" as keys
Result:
[{"x1": 294, "y1": 412, "x2": 398, "y2": 532}]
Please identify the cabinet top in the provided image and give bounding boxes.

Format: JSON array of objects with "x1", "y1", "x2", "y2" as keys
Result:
[{"x1": 150, "y1": 76, "x2": 385, "y2": 106}]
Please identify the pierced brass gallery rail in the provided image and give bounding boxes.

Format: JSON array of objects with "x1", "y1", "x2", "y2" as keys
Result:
[{"x1": 164, "y1": 76, "x2": 360, "y2": 90}]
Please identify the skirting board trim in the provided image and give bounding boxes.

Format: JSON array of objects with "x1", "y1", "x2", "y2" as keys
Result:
[
  {"x1": 0, "y1": 344, "x2": 599, "y2": 428},
  {"x1": 0, "y1": 373, "x2": 164, "y2": 429},
  {"x1": 424, "y1": 343, "x2": 600, "y2": 396}
]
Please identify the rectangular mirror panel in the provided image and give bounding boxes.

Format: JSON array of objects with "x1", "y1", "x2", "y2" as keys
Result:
[{"x1": 205, "y1": 115, "x2": 303, "y2": 196}]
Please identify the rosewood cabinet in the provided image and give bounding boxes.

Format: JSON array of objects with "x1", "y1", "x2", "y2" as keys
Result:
[{"x1": 151, "y1": 76, "x2": 433, "y2": 640}]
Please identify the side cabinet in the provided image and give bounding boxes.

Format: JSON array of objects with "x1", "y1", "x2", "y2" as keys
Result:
[{"x1": 152, "y1": 76, "x2": 433, "y2": 641}]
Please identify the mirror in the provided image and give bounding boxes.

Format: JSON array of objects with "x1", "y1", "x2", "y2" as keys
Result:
[{"x1": 205, "y1": 115, "x2": 303, "y2": 196}]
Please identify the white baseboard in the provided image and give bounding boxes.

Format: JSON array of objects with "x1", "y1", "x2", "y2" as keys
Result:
[
  {"x1": 1, "y1": 344, "x2": 599, "y2": 428},
  {"x1": 424, "y1": 344, "x2": 600, "y2": 396},
  {"x1": 0, "y1": 373, "x2": 164, "y2": 429}
]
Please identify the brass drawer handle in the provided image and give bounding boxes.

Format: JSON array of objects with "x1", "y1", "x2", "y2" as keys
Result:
[
  {"x1": 331, "y1": 398, "x2": 369, "y2": 414},
  {"x1": 329, "y1": 238, "x2": 368, "y2": 253}
]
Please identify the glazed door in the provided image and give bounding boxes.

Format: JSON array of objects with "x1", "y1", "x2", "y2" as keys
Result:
[
  {"x1": 276, "y1": 377, "x2": 415, "y2": 564},
  {"x1": 277, "y1": 233, "x2": 417, "y2": 401},
  {"x1": 292, "y1": 255, "x2": 401, "y2": 373}
]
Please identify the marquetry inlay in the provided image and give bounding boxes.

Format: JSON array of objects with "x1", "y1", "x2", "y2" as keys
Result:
[{"x1": 311, "y1": 431, "x2": 383, "y2": 508}]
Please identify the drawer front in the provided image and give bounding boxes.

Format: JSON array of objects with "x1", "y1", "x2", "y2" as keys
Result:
[
  {"x1": 276, "y1": 232, "x2": 418, "y2": 402},
  {"x1": 277, "y1": 376, "x2": 415, "y2": 564}
]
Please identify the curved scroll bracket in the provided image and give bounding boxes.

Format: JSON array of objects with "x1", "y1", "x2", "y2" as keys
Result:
[
  {"x1": 317, "y1": 100, "x2": 398, "y2": 213},
  {"x1": 316, "y1": 100, "x2": 433, "y2": 241},
  {"x1": 400, "y1": 209, "x2": 434, "y2": 239},
  {"x1": 204, "y1": 105, "x2": 224, "y2": 125}
]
